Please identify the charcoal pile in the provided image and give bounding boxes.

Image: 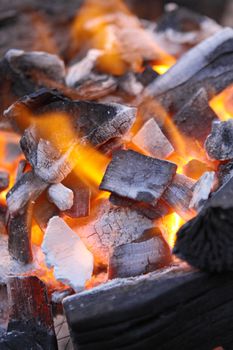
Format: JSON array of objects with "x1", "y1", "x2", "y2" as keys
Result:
[{"x1": 0, "y1": 1, "x2": 233, "y2": 350}]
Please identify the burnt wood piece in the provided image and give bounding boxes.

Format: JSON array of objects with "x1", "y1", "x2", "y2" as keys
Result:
[
  {"x1": 118, "y1": 72, "x2": 144, "y2": 97},
  {"x1": 5, "y1": 88, "x2": 136, "y2": 145},
  {"x1": 173, "y1": 87, "x2": 218, "y2": 145},
  {"x1": 74, "y1": 199, "x2": 155, "y2": 265},
  {"x1": 15, "y1": 159, "x2": 27, "y2": 181},
  {"x1": 47, "y1": 183, "x2": 74, "y2": 211},
  {"x1": 132, "y1": 118, "x2": 174, "y2": 159},
  {"x1": 173, "y1": 176, "x2": 233, "y2": 272},
  {"x1": 205, "y1": 120, "x2": 233, "y2": 160},
  {"x1": 108, "y1": 228, "x2": 172, "y2": 278},
  {"x1": 0, "y1": 205, "x2": 7, "y2": 235},
  {"x1": 141, "y1": 28, "x2": 233, "y2": 114},
  {"x1": 6, "y1": 171, "x2": 47, "y2": 216},
  {"x1": 63, "y1": 265, "x2": 233, "y2": 350},
  {"x1": 6, "y1": 276, "x2": 57, "y2": 350},
  {"x1": 100, "y1": 150, "x2": 177, "y2": 205},
  {"x1": 34, "y1": 192, "x2": 60, "y2": 231},
  {"x1": 110, "y1": 193, "x2": 171, "y2": 220},
  {"x1": 136, "y1": 65, "x2": 159, "y2": 87},
  {"x1": 98, "y1": 137, "x2": 124, "y2": 157},
  {"x1": 217, "y1": 160, "x2": 233, "y2": 187},
  {"x1": 162, "y1": 173, "x2": 195, "y2": 220},
  {"x1": 0, "y1": 171, "x2": 9, "y2": 191},
  {"x1": 7, "y1": 202, "x2": 33, "y2": 264},
  {"x1": 63, "y1": 173, "x2": 90, "y2": 218}
]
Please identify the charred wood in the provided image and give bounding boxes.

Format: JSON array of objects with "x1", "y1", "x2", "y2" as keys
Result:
[
  {"x1": 100, "y1": 150, "x2": 177, "y2": 205},
  {"x1": 0, "y1": 171, "x2": 9, "y2": 191},
  {"x1": 63, "y1": 265, "x2": 233, "y2": 350},
  {"x1": 33, "y1": 192, "x2": 59, "y2": 231},
  {"x1": 47, "y1": 183, "x2": 74, "y2": 211},
  {"x1": 217, "y1": 160, "x2": 233, "y2": 187},
  {"x1": 174, "y1": 176, "x2": 233, "y2": 272}
]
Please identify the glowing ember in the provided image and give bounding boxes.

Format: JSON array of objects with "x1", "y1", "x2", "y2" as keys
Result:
[{"x1": 209, "y1": 85, "x2": 233, "y2": 121}]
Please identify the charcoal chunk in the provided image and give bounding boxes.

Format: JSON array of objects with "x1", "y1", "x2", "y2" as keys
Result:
[
  {"x1": 205, "y1": 120, "x2": 233, "y2": 160},
  {"x1": 0, "y1": 171, "x2": 9, "y2": 191},
  {"x1": 217, "y1": 160, "x2": 233, "y2": 187},
  {"x1": 173, "y1": 176, "x2": 233, "y2": 272},
  {"x1": 47, "y1": 183, "x2": 74, "y2": 211},
  {"x1": 100, "y1": 150, "x2": 177, "y2": 205}
]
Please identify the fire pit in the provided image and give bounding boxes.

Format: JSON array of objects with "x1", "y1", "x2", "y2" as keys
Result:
[{"x1": 0, "y1": 1, "x2": 233, "y2": 349}]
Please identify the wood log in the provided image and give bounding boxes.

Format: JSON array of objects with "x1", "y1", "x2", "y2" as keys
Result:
[
  {"x1": 63, "y1": 265, "x2": 233, "y2": 350},
  {"x1": 140, "y1": 28, "x2": 233, "y2": 115},
  {"x1": 5, "y1": 276, "x2": 58, "y2": 350},
  {"x1": 217, "y1": 160, "x2": 233, "y2": 187},
  {"x1": 174, "y1": 176, "x2": 233, "y2": 272},
  {"x1": 100, "y1": 150, "x2": 177, "y2": 205}
]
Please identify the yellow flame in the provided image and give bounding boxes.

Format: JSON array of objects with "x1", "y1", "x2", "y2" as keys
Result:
[
  {"x1": 152, "y1": 64, "x2": 171, "y2": 75},
  {"x1": 209, "y1": 85, "x2": 233, "y2": 121},
  {"x1": 161, "y1": 213, "x2": 184, "y2": 248}
]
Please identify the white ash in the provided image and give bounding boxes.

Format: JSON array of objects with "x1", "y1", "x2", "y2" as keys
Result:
[
  {"x1": 48, "y1": 183, "x2": 74, "y2": 211},
  {"x1": 42, "y1": 217, "x2": 93, "y2": 292},
  {"x1": 132, "y1": 118, "x2": 174, "y2": 159},
  {"x1": 189, "y1": 171, "x2": 217, "y2": 212}
]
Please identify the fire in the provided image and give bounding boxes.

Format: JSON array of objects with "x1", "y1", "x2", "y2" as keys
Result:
[
  {"x1": 161, "y1": 213, "x2": 184, "y2": 248},
  {"x1": 152, "y1": 64, "x2": 172, "y2": 75},
  {"x1": 209, "y1": 85, "x2": 233, "y2": 121}
]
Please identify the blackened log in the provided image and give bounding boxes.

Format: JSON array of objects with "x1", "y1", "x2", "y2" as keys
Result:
[
  {"x1": 63, "y1": 265, "x2": 233, "y2": 350},
  {"x1": 34, "y1": 192, "x2": 59, "y2": 231},
  {"x1": 98, "y1": 137, "x2": 124, "y2": 157},
  {"x1": 63, "y1": 173, "x2": 90, "y2": 218},
  {"x1": 110, "y1": 193, "x2": 171, "y2": 220},
  {"x1": 136, "y1": 65, "x2": 159, "y2": 87},
  {"x1": 0, "y1": 171, "x2": 9, "y2": 191},
  {"x1": 132, "y1": 118, "x2": 174, "y2": 159},
  {"x1": 7, "y1": 276, "x2": 57, "y2": 350},
  {"x1": 173, "y1": 87, "x2": 218, "y2": 145},
  {"x1": 205, "y1": 120, "x2": 233, "y2": 160},
  {"x1": 108, "y1": 228, "x2": 171, "y2": 278},
  {"x1": 5, "y1": 88, "x2": 136, "y2": 146},
  {"x1": 74, "y1": 199, "x2": 155, "y2": 265},
  {"x1": 173, "y1": 176, "x2": 233, "y2": 272},
  {"x1": 162, "y1": 173, "x2": 195, "y2": 220},
  {"x1": 141, "y1": 28, "x2": 233, "y2": 114},
  {"x1": 15, "y1": 159, "x2": 27, "y2": 182},
  {"x1": 7, "y1": 202, "x2": 33, "y2": 263},
  {"x1": 6, "y1": 171, "x2": 47, "y2": 216},
  {"x1": 100, "y1": 150, "x2": 177, "y2": 205}
]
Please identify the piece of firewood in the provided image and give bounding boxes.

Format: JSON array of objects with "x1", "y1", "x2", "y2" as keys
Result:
[
  {"x1": 47, "y1": 183, "x2": 74, "y2": 211},
  {"x1": 109, "y1": 193, "x2": 171, "y2": 220},
  {"x1": 162, "y1": 173, "x2": 195, "y2": 220},
  {"x1": 205, "y1": 119, "x2": 233, "y2": 160},
  {"x1": 75, "y1": 199, "x2": 155, "y2": 265},
  {"x1": 173, "y1": 176, "x2": 233, "y2": 272},
  {"x1": 108, "y1": 228, "x2": 172, "y2": 278},
  {"x1": 140, "y1": 28, "x2": 233, "y2": 114},
  {"x1": 100, "y1": 150, "x2": 177, "y2": 205},
  {"x1": 7, "y1": 275, "x2": 58, "y2": 350},
  {"x1": 7, "y1": 202, "x2": 33, "y2": 264},
  {"x1": 132, "y1": 118, "x2": 174, "y2": 159},
  {"x1": 63, "y1": 265, "x2": 233, "y2": 350},
  {"x1": 173, "y1": 87, "x2": 218, "y2": 145},
  {"x1": 42, "y1": 216, "x2": 93, "y2": 291}
]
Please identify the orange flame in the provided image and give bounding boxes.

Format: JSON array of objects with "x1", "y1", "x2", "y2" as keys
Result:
[{"x1": 209, "y1": 85, "x2": 233, "y2": 121}]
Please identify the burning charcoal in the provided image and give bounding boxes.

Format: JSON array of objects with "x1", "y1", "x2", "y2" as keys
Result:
[
  {"x1": 98, "y1": 137, "x2": 125, "y2": 157},
  {"x1": 189, "y1": 171, "x2": 217, "y2": 212},
  {"x1": 0, "y1": 205, "x2": 7, "y2": 235},
  {"x1": 173, "y1": 88, "x2": 218, "y2": 145},
  {"x1": 132, "y1": 118, "x2": 174, "y2": 159},
  {"x1": 217, "y1": 160, "x2": 233, "y2": 187},
  {"x1": 0, "y1": 171, "x2": 9, "y2": 191},
  {"x1": 183, "y1": 159, "x2": 214, "y2": 180},
  {"x1": 47, "y1": 183, "x2": 74, "y2": 211},
  {"x1": 8, "y1": 202, "x2": 33, "y2": 264},
  {"x1": 34, "y1": 193, "x2": 59, "y2": 231},
  {"x1": 136, "y1": 65, "x2": 159, "y2": 87},
  {"x1": 66, "y1": 49, "x2": 102, "y2": 87},
  {"x1": 142, "y1": 28, "x2": 233, "y2": 114},
  {"x1": 173, "y1": 176, "x2": 233, "y2": 272},
  {"x1": 6, "y1": 171, "x2": 47, "y2": 216},
  {"x1": 110, "y1": 194, "x2": 171, "y2": 220},
  {"x1": 108, "y1": 228, "x2": 172, "y2": 279},
  {"x1": 75, "y1": 199, "x2": 154, "y2": 265},
  {"x1": 7, "y1": 276, "x2": 57, "y2": 349},
  {"x1": 15, "y1": 159, "x2": 27, "y2": 182},
  {"x1": 162, "y1": 173, "x2": 195, "y2": 220},
  {"x1": 205, "y1": 120, "x2": 233, "y2": 160},
  {"x1": 100, "y1": 150, "x2": 177, "y2": 205},
  {"x1": 63, "y1": 173, "x2": 90, "y2": 218},
  {"x1": 5, "y1": 142, "x2": 22, "y2": 163},
  {"x1": 155, "y1": 4, "x2": 221, "y2": 57},
  {"x1": 42, "y1": 216, "x2": 93, "y2": 291}
]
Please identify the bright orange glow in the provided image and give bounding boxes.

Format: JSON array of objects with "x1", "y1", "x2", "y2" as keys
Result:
[
  {"x1": 209, "y1": 85, "x2": 233, "y2": 121},
  {"x1": 71, "y1": 0, "x2": 175, "y2": 75},
  {"x1": 31, "y1": 223, "x2": 44, "y2": 246},
  {"x1": 161, "y1": 213, "x2": 184, "y2": 248},
  {"x1": 152, "y1": 64, "x2": 172, "y2": 75}
]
